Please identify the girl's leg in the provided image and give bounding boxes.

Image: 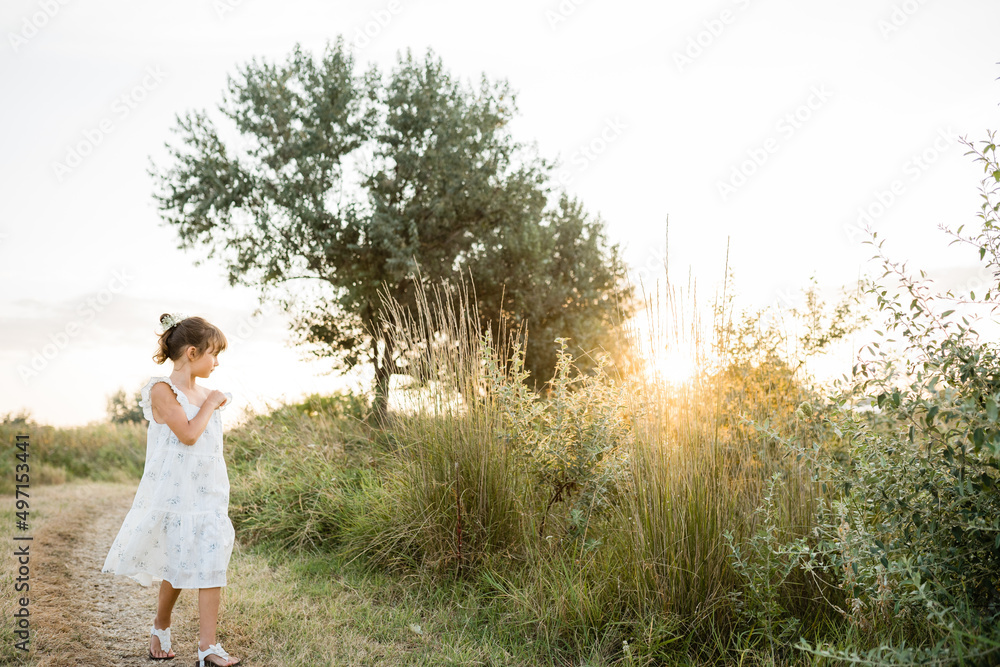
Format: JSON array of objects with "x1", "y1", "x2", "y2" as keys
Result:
[
  {"x1": 151, "y1": 579, "x2": 180, "y2": 658},
  {"x1": 198, "y1": 587, "x2": 239, "y2": 666}
]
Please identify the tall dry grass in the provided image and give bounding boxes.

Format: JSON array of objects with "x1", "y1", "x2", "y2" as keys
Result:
[{"x1": 321, "y1": 276, "x2": 828, "y2": 661}]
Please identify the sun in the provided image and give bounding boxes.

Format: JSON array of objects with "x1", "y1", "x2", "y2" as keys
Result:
[
  {"x1": 646, "y1": 344, "x2": 699, "y2": 386},
  {"x1": 626, "y1": 313, "x2": 702, "y2": 386}
]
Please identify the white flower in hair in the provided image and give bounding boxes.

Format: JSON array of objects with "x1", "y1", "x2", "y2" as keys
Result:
[{"x1": 160, "y1": 313, "x2": 186, "y2": 332}]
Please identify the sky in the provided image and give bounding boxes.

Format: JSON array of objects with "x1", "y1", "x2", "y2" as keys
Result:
[{"x1": 3, "y1": 0, "x2": 999, "y2": 426}]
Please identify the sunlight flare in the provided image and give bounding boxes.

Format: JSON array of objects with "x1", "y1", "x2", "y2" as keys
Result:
[{"x1": 646, "y1": 343, "x2": 699, "y2": 385}]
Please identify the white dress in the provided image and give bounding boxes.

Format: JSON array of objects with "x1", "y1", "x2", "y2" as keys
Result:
[{"x1": 102, "y1": 376, "x2": 236, "y2": 589}]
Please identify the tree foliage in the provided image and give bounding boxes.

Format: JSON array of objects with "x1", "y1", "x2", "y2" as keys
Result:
[
  {"x1": 107, "y1": 388, "x2": 145, "y2": 424},
  {"x1": 150, "y1": 38, "x2": 632, "y2": 413}
]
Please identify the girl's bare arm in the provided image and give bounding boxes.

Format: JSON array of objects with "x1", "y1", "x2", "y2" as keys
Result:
[{"x1": 150, "y1": 383, "x2": 227, "y2": 446}]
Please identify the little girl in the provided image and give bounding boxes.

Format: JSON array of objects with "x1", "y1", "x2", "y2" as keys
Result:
[{"x1": 102, "y1": 313, "x2": 241, "y2": 666}]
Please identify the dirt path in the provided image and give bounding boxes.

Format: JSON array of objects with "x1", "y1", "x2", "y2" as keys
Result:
[{"x1": 16, "y1": 481, "x2": 204, "y2": 666}]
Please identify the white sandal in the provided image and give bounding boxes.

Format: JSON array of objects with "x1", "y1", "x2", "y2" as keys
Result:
[
  {"x1": 149, "y1": 625, "x2": 175, "y2": 660},
  {"x1": 197, "y1": 642, "x2": 240, "y2": 666}
]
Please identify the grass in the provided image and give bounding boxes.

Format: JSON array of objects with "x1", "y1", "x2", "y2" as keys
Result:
[
  {"x1": 0, "y1": 384, "x2": 846, "y2": 665},
  {"x1": 0, "y1": 417, "x2": 146, "y2": 495},
  {"x1": 7, "y1": 280, "x2": 979, "y2": 664},
  {"x1": 214, "y1": 280, "x2": 839, "y2": 665},
  {"x1": 0, "y1": 371, "x2": 839, "y2": 663},
  {"x1": 223, "y1": 544, "x2": 553, "y2": 665}
]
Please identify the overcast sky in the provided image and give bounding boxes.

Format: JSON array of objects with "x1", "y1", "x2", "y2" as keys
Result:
[{"x1": 3, "y1": 0, "x2": 999, "y2": 426}]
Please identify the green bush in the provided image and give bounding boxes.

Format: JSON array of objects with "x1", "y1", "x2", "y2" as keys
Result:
[
  {"x1": 0, "y1": 415, "x2": 146, "y2": 494},
  {"x1": 107, "y1": 387, "x2": 145, "y2": 424},
  {"x1": 345, "y1": 278, "x2": 838, "y2": 662},
  {"x1": 226, "y1": 396, "x2": 373, "y2": 552},
  {"x1": 786, "y1": 132, "x2": 1000, "y2": 664}
]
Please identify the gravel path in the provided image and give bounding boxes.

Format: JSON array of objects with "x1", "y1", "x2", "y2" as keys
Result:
[{"x1": 24, "y1": 481, "x2": 203, "y2": 666}]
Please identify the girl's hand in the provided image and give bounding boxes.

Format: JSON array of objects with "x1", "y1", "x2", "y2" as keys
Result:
[
  {"x1": 151, "y1": 382, "x2": 223, "y2": 446},
  {"x1": 207, "y1": 389, "x2": 228, "y2": 410}
]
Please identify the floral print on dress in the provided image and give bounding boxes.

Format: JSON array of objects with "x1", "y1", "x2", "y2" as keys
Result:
[{"x1": 101, "y1": 377, "x2": 235, "y2": 589}]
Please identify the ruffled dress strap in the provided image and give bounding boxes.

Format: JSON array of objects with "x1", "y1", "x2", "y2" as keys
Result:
[
  {"x1": 138, "y1": 376, "x2": 189, "y2": 421},
  {"x1": 138, "y1": 377, "x2": 232, "y2": 419}
]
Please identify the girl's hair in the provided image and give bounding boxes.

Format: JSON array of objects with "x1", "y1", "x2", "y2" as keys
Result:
[{"x1": 153, "y1": 314, "x2": 228, "y2": 365}]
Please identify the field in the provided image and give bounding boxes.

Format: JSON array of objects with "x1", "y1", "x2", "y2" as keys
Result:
[{"x1": 4, "y1": 257, "x2": 998, "y2": 665}]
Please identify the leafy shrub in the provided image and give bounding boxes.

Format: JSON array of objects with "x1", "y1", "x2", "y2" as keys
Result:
[
  {"x1": 278, "y1": 390, "x2": 370, "y2": 422},
  {"x1": 788, "y1": 131, "x2": 1000, "y2": 664},
  {"x1": 490, "y1": 338, "x2": 632, "y2": 549},
  {"x1": 227, "y1": 397, "x2": 374, "y2": 552},
  {"x1": 107, "y1": 388, "x2": 145, "y2": 424}
]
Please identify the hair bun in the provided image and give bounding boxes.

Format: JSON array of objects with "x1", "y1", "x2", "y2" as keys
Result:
[{"x1": 153, "y1": 315, "x2": 228, "y2": 365}]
